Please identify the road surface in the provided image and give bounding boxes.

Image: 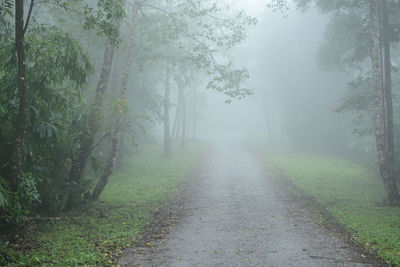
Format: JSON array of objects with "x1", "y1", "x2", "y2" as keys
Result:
[{"x1": 120, "y1": 143, "x2": 375, "y2": 267}]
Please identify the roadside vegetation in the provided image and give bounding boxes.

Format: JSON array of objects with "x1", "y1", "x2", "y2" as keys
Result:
[
  {"x1": 0, "y1": 0, "x2": 253, "y2": 232},
  {"x1": 257, "y1": 146, "x2": 400, "y2": 266},
  {"x1": 0, "y1": 143, "x2": 203, "y2": 266}
]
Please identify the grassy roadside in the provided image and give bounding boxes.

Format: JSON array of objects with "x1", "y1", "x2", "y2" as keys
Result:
[
  {"x1": 2, "y1": 143, "x2": 203, "y2": 266},
  {"x1": 256, "y1": 146, "x2": 400, "y2": 266}
]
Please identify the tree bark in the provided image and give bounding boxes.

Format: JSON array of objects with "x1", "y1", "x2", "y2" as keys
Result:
[
  {"x1": 382, "y1": 0, "x2": 395, "y2": 168},
  {"x1": 370, "y1": 0, "x2": 399, "y2": 205},
  {"x1": 8, "y1": 0, "x2": 28, "y2": 190},
  {"x1": 163, "y1": 67, "x2": 171, "y2": 156},
  {"x1": 90, "y1": 2, "x2": 139, "y2": 202}
]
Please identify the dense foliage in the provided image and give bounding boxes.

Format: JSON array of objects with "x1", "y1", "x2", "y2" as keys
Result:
[{"x1": 0, "y1": 0, "x2": 254, "y2": 229}]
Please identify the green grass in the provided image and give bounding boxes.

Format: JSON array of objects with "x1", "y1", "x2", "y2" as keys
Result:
[
  {"x1": 257, "y1": 146, "x2": 400, "y2": 266},
  {"x1": 4, "y1": 143, "x2": 203, "y2": 266}
]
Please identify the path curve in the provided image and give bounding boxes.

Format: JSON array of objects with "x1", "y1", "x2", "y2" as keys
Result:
[{"x1": 120, "y1": 143, "x2": 375, "y2": 267}]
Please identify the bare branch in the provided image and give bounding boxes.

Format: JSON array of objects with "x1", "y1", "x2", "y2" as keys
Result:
[{"x1": 23, "y1": 0, "x2": 34, "y2": 34}]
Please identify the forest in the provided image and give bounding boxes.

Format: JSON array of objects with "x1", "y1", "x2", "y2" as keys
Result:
[{"x1": 1, "y1": 0, "x2": 400, "y2": 266}]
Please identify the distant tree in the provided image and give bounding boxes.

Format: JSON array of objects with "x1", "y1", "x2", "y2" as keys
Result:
[
  {"x1": 163, "y1": 66, "x2": 172, "y2": 156},
  {"x1": 137, "y1": 0, "x2": 256, "y2": 155}
]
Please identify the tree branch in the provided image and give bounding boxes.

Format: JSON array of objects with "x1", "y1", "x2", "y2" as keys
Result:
[{"x1": 23, "y1": 0, "x2": 34, "y2": 34}]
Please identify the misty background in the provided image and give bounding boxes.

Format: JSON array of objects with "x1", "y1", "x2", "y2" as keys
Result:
[{"x1": 188, "y1": 3, "x2": 354, "y2": 157}]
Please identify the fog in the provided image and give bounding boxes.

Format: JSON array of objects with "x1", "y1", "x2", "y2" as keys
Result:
[
  {"x1": 195, "y1": 2, "x2": 353, "y2": 156},
  {"x1": 2, "y1": 0, "x2": 400, "y2": 265}
]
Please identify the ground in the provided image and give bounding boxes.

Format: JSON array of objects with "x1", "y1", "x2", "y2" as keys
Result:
[{"x1": 119, "y1": 142, "x2": 380, "y2": 267}]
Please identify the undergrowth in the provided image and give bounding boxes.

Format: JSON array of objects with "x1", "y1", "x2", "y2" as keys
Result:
[{"x1": 1, "y1": 143, "x2": 203, "y2": 266}]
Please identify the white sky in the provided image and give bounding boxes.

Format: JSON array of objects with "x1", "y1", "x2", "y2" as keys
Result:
[{"x1": 223, "y1": 0, "x2": 268, "y2": 17}]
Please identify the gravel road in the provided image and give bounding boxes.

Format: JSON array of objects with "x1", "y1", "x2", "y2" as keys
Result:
[{"x1": 120, "y1": 143, "x2": 376, "y2": 267}]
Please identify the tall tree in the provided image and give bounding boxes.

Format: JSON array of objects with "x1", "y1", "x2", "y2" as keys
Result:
[
  {"x1": 382, "y1": 0, "x2": 394, "y2": 176},
  {"x1": 136, "y1": 0, "x2": 255, "y2": 155},
  {"x1": 171, "y1": 92, "x2": 182, "y2": 140},
  {"x1": 8, "y1": 0, "x2": 33, "y2": 190},
  {"x1": 178, "y1": 81, "x2": 186, "y2": 148},
  {"x1": 370, "y1": 0, "x2": 399, "y2": 205},
  {"x1": 163, "y1": 66, "x2": 171, "y2": 156},
  {"x1": 67, "y1": 0, "x2": 125, "y2": 206},
  {"x1": 269, "y1": 0, "x2": 400, "y2": 205},
  {"x1": 90, "y1": 1, "x2": 139, "y2": 201}
]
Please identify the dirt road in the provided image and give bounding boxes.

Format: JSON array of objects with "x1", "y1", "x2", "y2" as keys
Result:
[{"x1": 120, "y1": 143, "x2": 375, "y2": 266}]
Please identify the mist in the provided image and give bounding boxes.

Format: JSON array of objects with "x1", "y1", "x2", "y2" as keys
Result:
[
  {"x1": 1, "y1": 0, "x2": 400, "y2": 266},
  {"x1": 195, "y1": 3, "x2": 354, "y2": 156}
]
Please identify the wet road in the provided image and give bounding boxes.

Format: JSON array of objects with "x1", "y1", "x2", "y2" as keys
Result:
[{"x1": 120, "y1": 143, "x2": 375, "y2": 267}]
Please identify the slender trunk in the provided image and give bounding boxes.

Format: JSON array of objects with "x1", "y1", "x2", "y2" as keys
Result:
[
  {"x1": 67, "y1": 17, "x2": 121, "y2": 208},
  {"x1": 163, "y1": 67, "x2": 171, "y2": 156},
  {"x1": 171, "y1": 92, "x2": 182, "y2": 140},
  {"x1": 90, "y1": 124, "x2": 120, "y2": 201},
  {"x1": 265, "y1": 104, "x2": 273, "y2": 142},
  {"x1": 8, "y1": 0, "x2": 28, "y2": 190},
  {"x1": 192, "y1": 116, "x2": 197, "y2": 140},
  {"x1": 116, "y1": 133, "x2": 124, "y2": 168},
  {"x1": 382, "y1": 0, "x2": 394, "y2": 167},
  {"x1": 175, "y1": 112, "x2": 182, "y2": 139},
  {"x1": 370, "y1": 0, "x2": 399, "y2": 205},
  {"x1": 67, "y1": 40, "x2": 115, "y2": 196},
  {"x1": 180, "y1": 85, "x2": 186, "y2": 149},
  {"x1": 192, "y1": 87, "x2": 197, "y2": 140},
  {"x1": 382, "y1": 0, "x2": 399, "y2": 203},
  {"x1": 186, "y1": 117, "x2": 190, "y2": 141},
  {"x1": 90, "y1": 3, "x2": 138, "y2": 202}
]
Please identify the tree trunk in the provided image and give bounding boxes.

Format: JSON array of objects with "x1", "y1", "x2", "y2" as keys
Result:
[
  {"x1": 171, "y1": 92, "x2": 182, "y2": 140},
  {"x1": 370, "y1": 0, "x2": 399, "y2": 205},
  {"x1": 90, "y1": 124, "x2": 121, "y2": 201},
  {"x1": 179, "y1": 84, "x2": 186, "y2": 149},
  {"x1": 163, "y1": 67, "x2": 171, "y2": 156},
  {"x1": 382, "y1": 0, "x2": 395, "y2": 169},
  {"x1": 8, "y1": 0, "x2": 28, "y2": 191},
  {"x1": 192, "y1": 87, "x2": 197, "y2": 140},
  {"x1": 66, "y1": 39, "x2": 115, "y2": 206},
  {"x1": 265, "y1": 104, "x2": 274, "y2": 142},
  {"x1": 174, "y1": 111, "x2": 182, "y2": 140},
  {"x1": 90, "y1": 2, "x2": 139, "y2": 202}
]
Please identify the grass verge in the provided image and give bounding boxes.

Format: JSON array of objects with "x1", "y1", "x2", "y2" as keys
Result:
[
  {"x1": 256, "y1": 146, "x2": 400, "y2": 266},
  {"x1": 2, "y1": 143, "x2": 203, "y2": 266}
]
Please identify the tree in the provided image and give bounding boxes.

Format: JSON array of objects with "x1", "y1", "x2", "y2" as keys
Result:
[
  {"x1": 0, "y1": 0, "x2": 128, "y2": 221},
  {"x1": 67, "y1": 0, "x2": 125, "y2": 207},
  {"x1": 268, "y1": 0, "x2": 400, "y2": 205},
  {"x1": 90, "y1": 1, "x2": 140, "y2": 201},
  {"x1": 8, "y1": 0, "x2": 31, "y2": 191},
  {"x1": 369, "y1": 0, "x2": 399, "y2": 205},
  {"x1": 0, "y1": 4, "x2": 95, "y2": 219},
  {"x1": 137, "y1": 0, "x2": 256, "y2": 155},
  {"x1": 163, "y1": 66, "x2": 172, "y2": 156}
]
